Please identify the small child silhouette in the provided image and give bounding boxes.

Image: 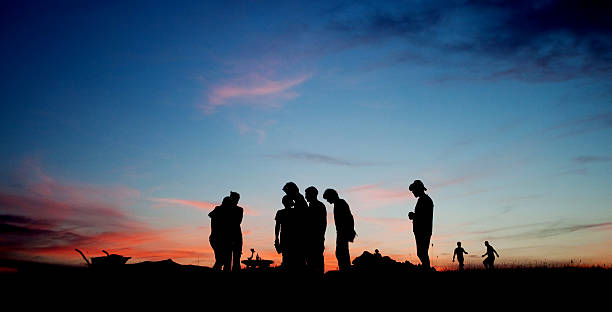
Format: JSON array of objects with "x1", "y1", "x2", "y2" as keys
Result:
[{"x1": 452, "y1": 241, "x2": 468, "y2": 271}]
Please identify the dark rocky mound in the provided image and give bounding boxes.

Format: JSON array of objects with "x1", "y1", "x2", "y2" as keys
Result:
[{"x1": 351, "y1": 250, "x2": 417, "y2": 273}]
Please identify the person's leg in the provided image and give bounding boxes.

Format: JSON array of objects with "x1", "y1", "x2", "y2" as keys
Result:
[
  {"x1": 336, "y1": 237, "x2": 350, "y2": 271},
  {"x1": 232, "y1": 239, "x2": 242, "y2": 272},
  {"x1": 484, "y1": 257, "x2": 493, "y2": 269},
  {"x1": 304, "y1": 244, "x2": 313, "y2": 273},
  {"x1": 416, "y1": 234, "x2": 431, "y2": 269},
  {"x1": 317, "y1": 243, "x2": 325, "y2": 275},
  {"x1": 221, "y1": 244, "x2": 231, "y2": 272},
  {"x1": 283, "y1": 249, "x2": 292, "y2": 272},
  {"x1": 210, "y1": 240, "x2": 222, "y2": 271}
]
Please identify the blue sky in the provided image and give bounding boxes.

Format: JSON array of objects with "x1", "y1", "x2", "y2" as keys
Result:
[{"x1": 1, "y1": 0, "x2": 611, "y2": 269}]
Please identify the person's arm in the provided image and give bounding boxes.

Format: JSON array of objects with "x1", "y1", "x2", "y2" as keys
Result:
[
  {"x1": 494, "y1": 248, "x2": 499, "y2": 257},
  {"x1": 453, "y1": 251, "x2": 456, "y2": 262},
  {"x1": 464, "y1": 250, "x2": 468, "y2": 254},
  {"x1": 275, "y1": 221, "x2": 280, "y2": 241}
]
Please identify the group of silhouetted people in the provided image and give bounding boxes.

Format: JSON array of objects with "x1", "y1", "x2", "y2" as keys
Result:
[
  {"x1": 209, "y1": 179, "x2": 500, "y2": 274},
  {"x1": 209, "y1": 183, "x2": 356, "y2": 274},
  {"x1": 275, "y1": 182, "x2": 356, "y2": 274}
]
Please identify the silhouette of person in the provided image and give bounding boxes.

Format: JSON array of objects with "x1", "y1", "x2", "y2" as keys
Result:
[
  {"x1": 228, "y1": 191, "x2": 244, "y2": 272},
  {"x1": 323, "y1": 188, "x2": 355, "y2": 272},
  {"x1": 282, "y1": 182, "x2": 308, "y2": 271},
  {"x1": 275, "y1": 195, "x2": 295, "y2": 270},
  {"x1": 408, "y1": 179, "x2": 434, "y2": 270},
  {"x1": 305, "y1": 186, "x2": 327, "y2": 275},
  {"x1": 482, "y1": 241, "x2": 499, "y2": 269},
  {"x1": 453, "y1": 242, "x2": 468, "y2": 271},
  {"x1": 209, "y1": 196, "x2": 233, "y2": 272}
]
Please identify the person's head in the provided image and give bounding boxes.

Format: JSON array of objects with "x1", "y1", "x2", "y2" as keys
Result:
[
  {"x1": 484, "y1": 241, "x2": 489, "y2": 246},
  {"x1": 305, "y1": 186, "x2": 318, "y2": 202},
  {"x1": 282, "y1": 182, "x2": 299, "y2": 195},
  {"x1": 409, "y1": 180, "x2": 427, "y2": 197},
  {"x1": 229, "y1": 191, "x2": 240, "y2": 205},
  {"x1": 322, "y1": 188, "x2": 339, "y2": 204},
  {"x1": 281, "y1": 195, "x2": 293, "y2": 209},
  {"x1": 457, "y1": 242, "x2": 462, "y2": 247},
  {"x1": 221, "y1": 196, "x2": 232, "y2": 206}
]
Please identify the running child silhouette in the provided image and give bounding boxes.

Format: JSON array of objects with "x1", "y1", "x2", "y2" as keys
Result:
[
  {"x1": 452, "y1": 242, "x2": 468, "y2": 271},
  {"x1": 482, "y1": 241, "x2": 499, "y2": 269}
]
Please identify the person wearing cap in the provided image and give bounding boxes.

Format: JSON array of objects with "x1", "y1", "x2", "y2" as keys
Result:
[{"x1": 408, "y1": 179, "x2": 434, "y2": 270}]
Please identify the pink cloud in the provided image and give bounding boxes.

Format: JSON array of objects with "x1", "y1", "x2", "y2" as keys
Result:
[
  {"x1": 357, "y1": 215, "x2": 412, "y2": 233},
  {"x1": 202, "y1": 74, "x2": 311, "y2": 113},
  {"x1": 343, "y1": 184, "x2": 413, "y2": 211},
  {"x1": 149, "y1": 197, "x2": 260, "y2": 216},
  {"x1": 16, "y1": 157, "x2": 141, "y2": 206},
  {"x1": 150, "y1": 197, "x2": 216, "y2": 210}
]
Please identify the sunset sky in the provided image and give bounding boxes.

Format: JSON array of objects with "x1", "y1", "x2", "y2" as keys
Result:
[{"x1": 1, "y1": 0, "x2": 612, "y2": 271}]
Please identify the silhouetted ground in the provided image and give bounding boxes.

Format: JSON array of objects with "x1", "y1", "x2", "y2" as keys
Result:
[{"x1": 1, "y1": 257, "x2": 608, "y2": 309}]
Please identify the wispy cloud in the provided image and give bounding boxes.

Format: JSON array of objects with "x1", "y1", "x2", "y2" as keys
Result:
[
  {"x1": 356, "y1": 215, "x2": 411, "y2": 233},
  {"x1": 343, "y1": 183, "x2": 412, "y2": 211},
  {"x1": 149, "y1": 197, "x2": 259, "y2": 216},
  {"x1": 267, "y1": 151, "x2": 374, "y2": 167},
  {"x1": 150, "y1": 198, "x2": 216, "y2": 210},
  {"x1": 0, "y1": 158, "x2": 213, "y2": 264},
  {"x1": 473, "y1": 221, "x2": 612, "y2": 241},
  {"x1": 0, "y1": 212, "x2": 213, "y2": 264},
  {"x1": 546, "y1": 111, "x2": 612, "y2": 139},
  {"x1": 234, "y1": 119, "x2": 278, "y2": 144},
  {"x1": 572, "y1": 156, "x2": 612, "y2": 164},
  {"x1": 202, "y1": 74, "x2": 311, "y2": 114}
]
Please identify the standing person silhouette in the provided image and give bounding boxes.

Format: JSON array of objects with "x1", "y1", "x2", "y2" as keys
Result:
[
  {"x1": 482, "y1": 241, "x2": 499, "y2": 269},
  {"x1": 228, "y1": 191, "x2": 244, "y2": 272},
  {"x1": 208, "y1": 196, "x2": 233, "y2": 272},
  {"x1": 453, "y1": 242, "x2": 468, "y2": 271},
  {"x1": 323, "y1": 188, "x2": 355, "y2": 272},
  {"x1": 408, "y1": 179, "x2": 434, "y2": 270},
  {"x1": 305, "y1": 186, "x2": 327, "y2": 275},
  {"x1": 282, "y1": 182, "x2": 308, "y2": 271},
  {"x1": 275, "y1": 195, "x2": 295, "y2": 270}
]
